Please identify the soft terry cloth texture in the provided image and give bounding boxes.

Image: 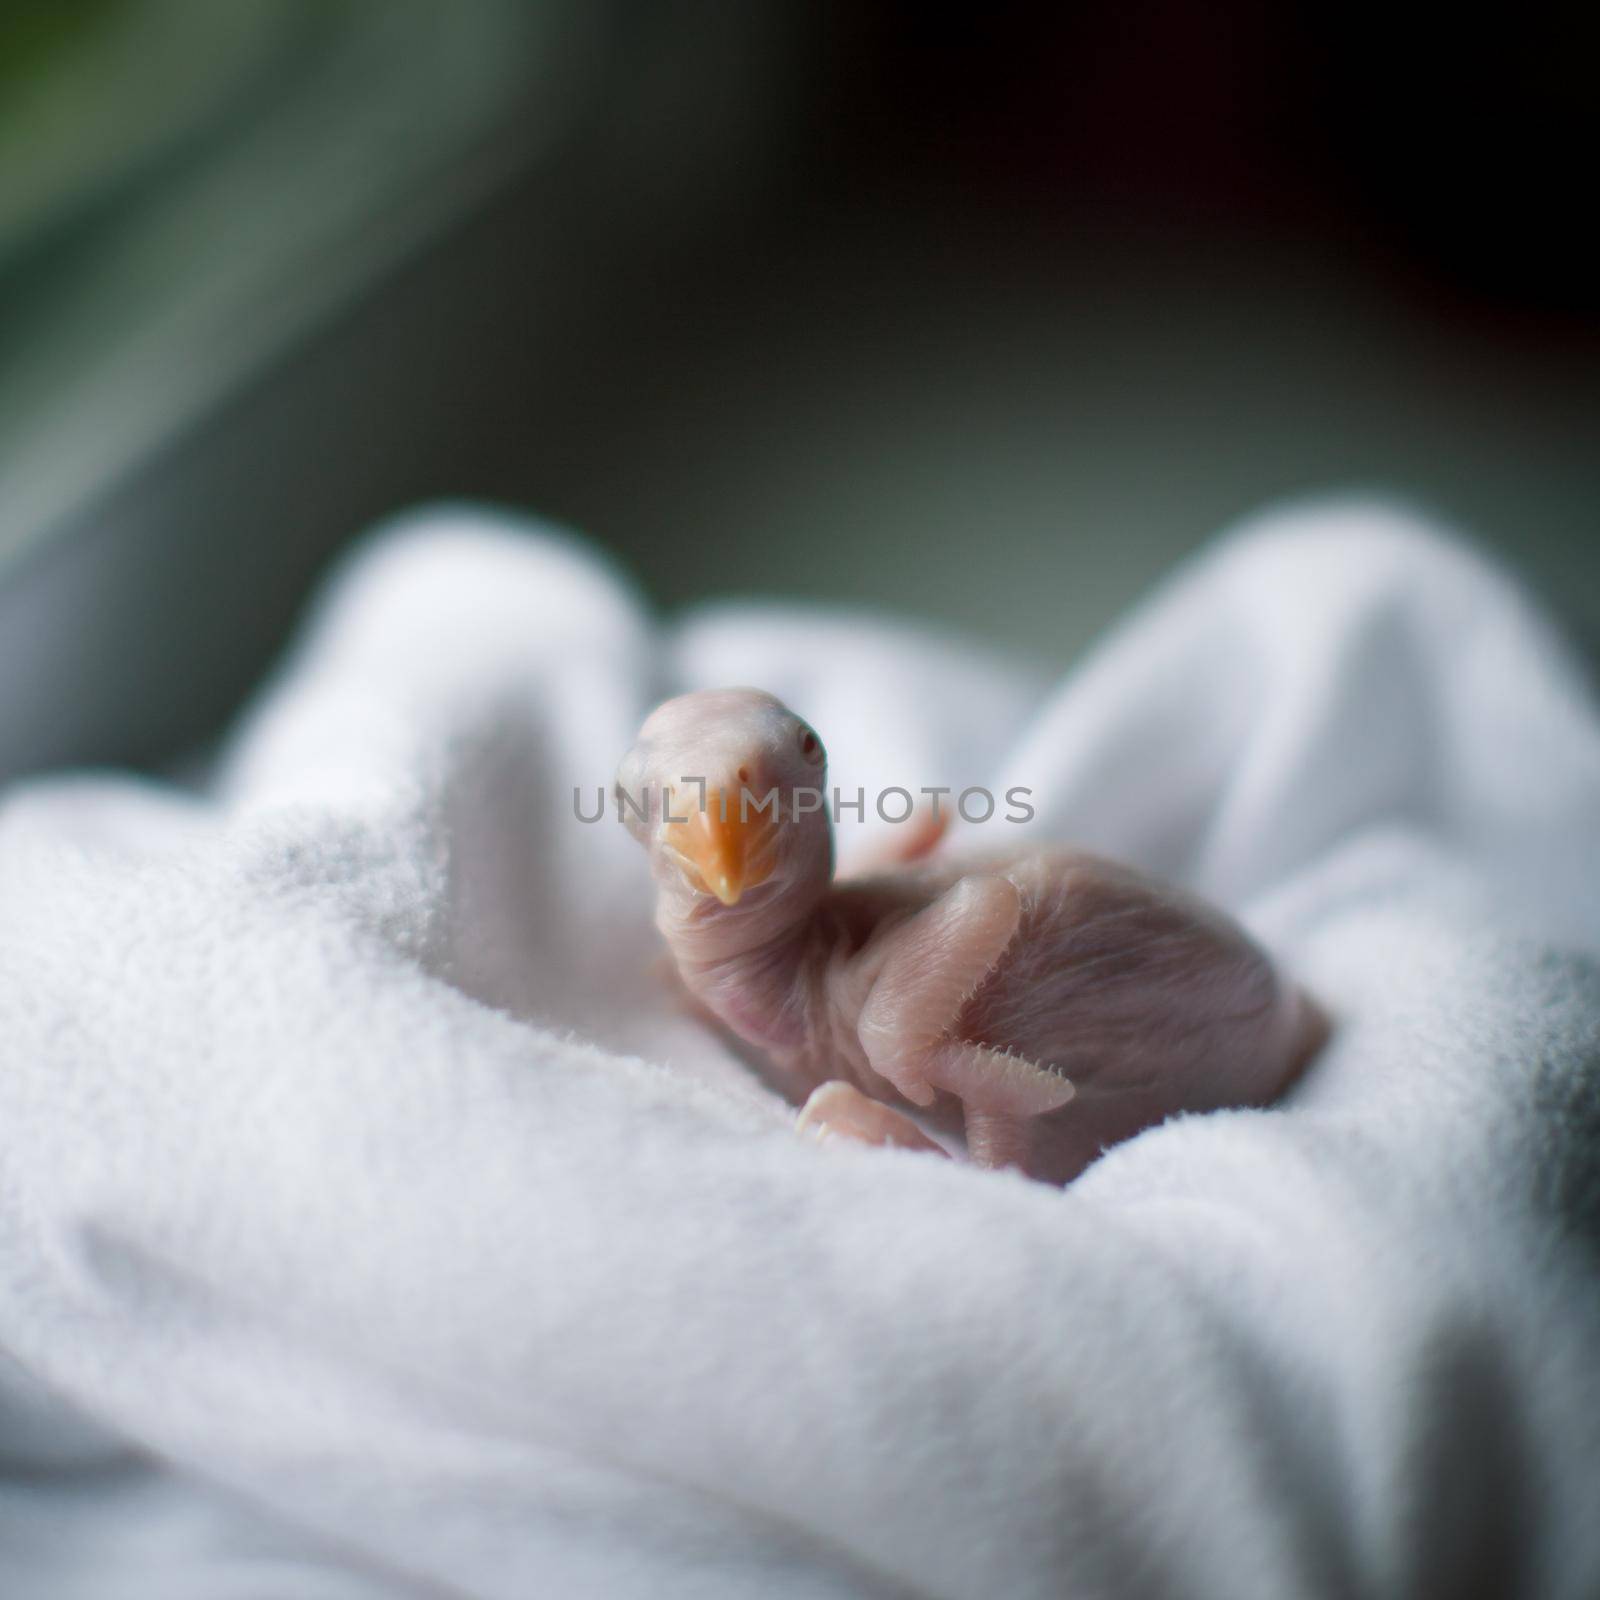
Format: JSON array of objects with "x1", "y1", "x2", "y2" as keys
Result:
[{"x1": 2, "y1": 501, "x2": 1599, "y2": 1599}]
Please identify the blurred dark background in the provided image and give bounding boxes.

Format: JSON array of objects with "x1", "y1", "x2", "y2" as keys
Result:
[{"x1": 2, "y1": 0, "x2": 1596, "y2": 779}]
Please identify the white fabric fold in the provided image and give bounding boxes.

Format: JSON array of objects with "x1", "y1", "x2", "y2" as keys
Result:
[{"x1": 2, "y1": 499, "x2": 1597, "y2": 1597}]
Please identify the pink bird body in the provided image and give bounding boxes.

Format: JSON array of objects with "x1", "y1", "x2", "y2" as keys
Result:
[{"x1": 618, "y1": 689, "x2": 1324, "y2": 1183}]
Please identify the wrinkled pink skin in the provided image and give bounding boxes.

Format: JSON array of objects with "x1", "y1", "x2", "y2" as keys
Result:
[{"x1": 619, "y1": 689, "x2": 1325, "y2": 1184}]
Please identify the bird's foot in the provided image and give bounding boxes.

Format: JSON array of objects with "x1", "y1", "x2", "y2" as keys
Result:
[{"x1": 795, "y1": 1081, "x2": 948, "y2": 1156}]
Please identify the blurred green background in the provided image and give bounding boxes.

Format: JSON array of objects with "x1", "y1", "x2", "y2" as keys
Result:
[{"x1": 1, "y1": 1, "x2": 1596, "y2": 779}]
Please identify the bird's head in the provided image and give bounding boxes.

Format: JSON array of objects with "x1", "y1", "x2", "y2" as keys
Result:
[{"x1": 616, "y1": 688, "x2": 832, "y2": 913}]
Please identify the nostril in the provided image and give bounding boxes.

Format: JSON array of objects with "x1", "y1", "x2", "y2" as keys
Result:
[{"x1": 737, "y1": 766, "x2": 751, "y2": 785}]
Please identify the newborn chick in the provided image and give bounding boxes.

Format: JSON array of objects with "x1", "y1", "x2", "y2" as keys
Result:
[{"x1": 618, "y1": 689, "x2": 1324, "y2": 1182}]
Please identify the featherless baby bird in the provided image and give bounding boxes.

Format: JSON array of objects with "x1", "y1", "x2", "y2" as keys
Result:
[{"x1": 618, "y1": 689, "x2": 1326, "y2": 1182}]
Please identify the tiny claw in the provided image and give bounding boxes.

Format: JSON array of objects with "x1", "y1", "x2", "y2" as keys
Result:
[{"x1": 796, "y1": 1082, "x2": 949, "y2": 1155}]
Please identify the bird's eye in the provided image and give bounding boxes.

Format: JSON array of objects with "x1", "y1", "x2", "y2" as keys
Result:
[{"x1": 797, "y1": 724, "x2": 824, "y2": 765}]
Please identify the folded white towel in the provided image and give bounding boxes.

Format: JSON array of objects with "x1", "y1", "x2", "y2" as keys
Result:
[{"x1": 2, "y1": 500, "x2": 1597, "y2": 1598}]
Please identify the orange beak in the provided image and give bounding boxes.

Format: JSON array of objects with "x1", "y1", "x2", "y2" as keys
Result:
[{"x1": 661, "y1": 785, "x2": 776, "y2": 906}]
